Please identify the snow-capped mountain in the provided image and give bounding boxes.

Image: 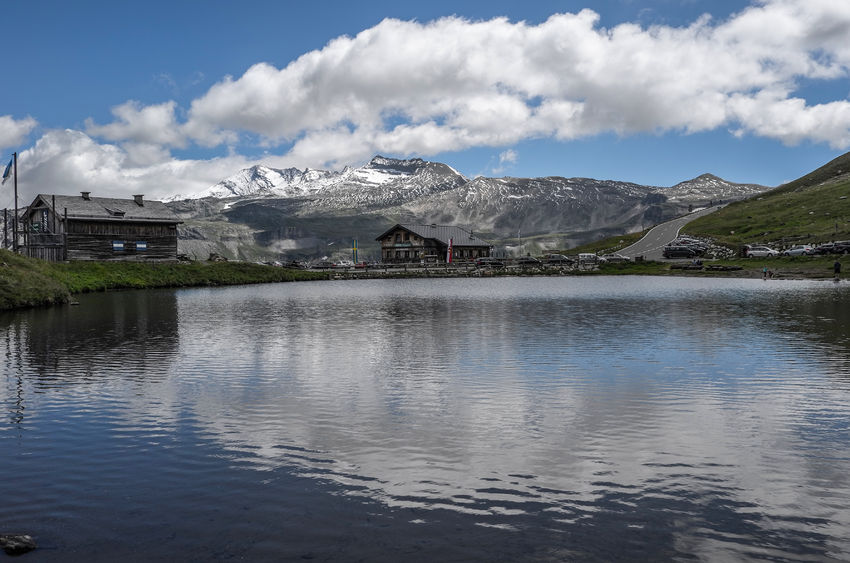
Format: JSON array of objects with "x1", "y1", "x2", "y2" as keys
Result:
[
  {"x1": 170, "y1": 156, "x2": 466, "y2": 205},
  {"x1": 167, "y1": 155, "x2": 770, "y2": 261}
]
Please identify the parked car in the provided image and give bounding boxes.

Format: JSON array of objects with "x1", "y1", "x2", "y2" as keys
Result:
[
  {"x1": 782, "y1": 245, "x2": 814, "y2": 256},
  {"x1": 673, "y1": 237, "x2": 709, "y2": 251},
  {"x1": 813, "y1": 243, "x2": 836, "y2": 255},
  {"x1": 546, "y1": 254, "x2": 574, "y2": 265},
  {"x1": 834, "y1": 241, "x2": 850, "y2": 254},
  {"x1": 517, "y1": 256, "x2": 542, "y2": 267},
  {"x1": 662, "y1": 245, "x2": 697, "y2": 259},
  {"x1": 744, "y1": 245, "x2": 779, "y2": 258},
  {"x1": 578, "y1": 253, "x2": 600, "y2": 263}
]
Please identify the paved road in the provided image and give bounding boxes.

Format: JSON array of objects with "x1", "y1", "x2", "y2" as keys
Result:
[{"x1": 619, "y1": 206, "x2": 723, "y2": 260}]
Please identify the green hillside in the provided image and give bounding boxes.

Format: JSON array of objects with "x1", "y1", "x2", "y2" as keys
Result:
[{"x1": 683, "y1": 152, "x2": 850, "y2": 247}]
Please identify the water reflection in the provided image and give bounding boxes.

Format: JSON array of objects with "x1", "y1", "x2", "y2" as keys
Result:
[
  {"x1": 2, "y1": 277, "x2": 850, "y2": 560},
  {"x1": 2, "y1": 290, "x2": 179, "y2": 384},
  {"x1": 170, "y1": 278, "x2": 850, "y2": 558}
]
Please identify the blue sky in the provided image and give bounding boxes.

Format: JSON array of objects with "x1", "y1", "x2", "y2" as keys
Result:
[{"x1": 2, "y1": 0, "x2": 850, "y2": 201}]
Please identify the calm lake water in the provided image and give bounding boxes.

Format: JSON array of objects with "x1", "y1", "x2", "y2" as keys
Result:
[{"x1": 2, "y1": 276, "x2": 850, "y2": 561}]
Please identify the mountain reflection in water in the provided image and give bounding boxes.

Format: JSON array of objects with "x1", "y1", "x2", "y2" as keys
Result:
[{"x1": 2, "y1": 277, "x2": 849, "y2": 561}]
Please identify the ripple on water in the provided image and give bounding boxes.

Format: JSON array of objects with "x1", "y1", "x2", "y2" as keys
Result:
[{"x1": 2, "y1": 277, "x2": 850, "y2": 560}]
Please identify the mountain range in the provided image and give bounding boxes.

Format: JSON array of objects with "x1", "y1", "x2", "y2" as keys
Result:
[{"x1": 166, "y1": 156, "x2": 770, "y2": 261}]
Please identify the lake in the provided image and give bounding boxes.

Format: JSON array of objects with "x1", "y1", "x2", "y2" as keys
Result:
[{"x1": 2, "y1": 276, "x2": 850, "y2": 561}]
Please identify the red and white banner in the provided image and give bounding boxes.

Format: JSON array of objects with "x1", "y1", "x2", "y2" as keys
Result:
[{"x1": 447, "y1": 237, "x2": 453, "y2": 263}]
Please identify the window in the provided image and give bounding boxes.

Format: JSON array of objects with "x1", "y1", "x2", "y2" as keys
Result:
[
  {"x1": 112, "y1": 240, "x2": 124, "y2": 251},
  {"x1": 395, "y1": 234, "x2": 401, "y2": 243},
  {"x1": 404, "y1": 232, "x2": 409, "y2": 241}
]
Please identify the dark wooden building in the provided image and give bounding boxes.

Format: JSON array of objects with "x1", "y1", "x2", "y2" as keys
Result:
[
  {"x1": 20, "y1": 192, "x2": 182, "y2": 262},
  {"x1": 376, "y1": 224, "x2": 492, "y2": 263}
]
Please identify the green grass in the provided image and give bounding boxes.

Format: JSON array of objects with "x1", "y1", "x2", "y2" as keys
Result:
[
  {"x1": 0, "y1": 249, "x2": 70, "y2": 310},
  {"x1": 682, "y1": 155, "x2": 850, "y2": 248},
  {"x1": 0, "y1": 249, "x2": 325, "y2": 311}
]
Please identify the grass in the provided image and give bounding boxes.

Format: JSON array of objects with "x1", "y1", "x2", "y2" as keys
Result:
[
  {"x1": 0, "y1": 249, "x2": 70, "y2": 310},
  {"x1": 682, "y1": 159, "x2": 850, "y2": 248},
  {"x1": 0, "y1": 249, "x2": 325, "y2": 311}
]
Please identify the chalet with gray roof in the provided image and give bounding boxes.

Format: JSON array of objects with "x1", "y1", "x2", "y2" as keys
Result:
[
  {"x1": 20, "y1": 192, "x2": 182, "y2": 261},
  {"x1": 376, "y1": 224, "x2": 492, "y2": 263}
]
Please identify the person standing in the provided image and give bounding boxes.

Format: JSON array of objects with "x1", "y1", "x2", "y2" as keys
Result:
[{"x1": 835, "y1": 260, "x2": 841, "y2": 281}]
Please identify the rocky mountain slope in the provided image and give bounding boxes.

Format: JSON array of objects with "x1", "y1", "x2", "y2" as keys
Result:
[{"x1": 167, "y1": 156, "x2": 770, "y2": 261}]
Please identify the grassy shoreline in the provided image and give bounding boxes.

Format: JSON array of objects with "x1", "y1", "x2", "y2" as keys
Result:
[
  {"x1": 0, "y1": 249, "x2": 326, "y2": 311},
  {"x1": 2, "y1": 249, "x2": 843, "y2": 312}
]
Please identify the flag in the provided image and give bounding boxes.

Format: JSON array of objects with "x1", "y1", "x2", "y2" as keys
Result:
[
  {"x1": 447, "y1": 237, "x2": 453, "y2": 263},
  {"x1": 1, "y1": 157, "x2": 11, "y2": 185}
]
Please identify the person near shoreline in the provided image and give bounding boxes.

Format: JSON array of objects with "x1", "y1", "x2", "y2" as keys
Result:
[{"x1": 835, "y1": 260, "x2": 841, "y2": 281}]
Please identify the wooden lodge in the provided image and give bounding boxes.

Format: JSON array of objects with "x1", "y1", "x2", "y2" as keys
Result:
[
  {"x1": 19, "y1": 192, "x2": 182, "y2": 262},
  {"x1": 376, "y1": 224, "x2": 492, "y2": 263}
]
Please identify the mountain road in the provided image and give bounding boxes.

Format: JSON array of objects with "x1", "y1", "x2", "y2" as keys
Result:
[{"x1": 619, "y1": 206, "x2": 723, "y2": 260}]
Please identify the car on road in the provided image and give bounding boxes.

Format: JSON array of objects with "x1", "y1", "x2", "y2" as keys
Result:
[
  {"x1": 744, "y1": 245, "x2": 779, "y2": 258},
  {"x1": 782, "y1": 245, "x2": 814, "y2": 256},
  {"x1": 662, "y1": 245, "x2": 697, "y2": 259}
]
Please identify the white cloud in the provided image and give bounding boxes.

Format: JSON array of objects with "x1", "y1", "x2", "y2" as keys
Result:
[
  {"x1": 86, "y1": 100, "x2": 186, "y2": 148},
  {"x1": 490, "y1": 149, "x2": 519, "y2": 175},
  {"x1": 13, "y1": 129, "x2": 266, "y2": 204},
  {"x1": 173, "y1": 0, "x2": 850, "y2": 162},
  {"x1": 499, "y1": 149, "x2": 518, "y2": 165},
  {"x1": 0, "y1": 115, "x2": 38, "y2": 149}
]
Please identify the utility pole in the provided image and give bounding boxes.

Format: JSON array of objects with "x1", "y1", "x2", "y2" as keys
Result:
[{"x1": 12, "y1": 152, "x2": 18, "y2": 253}]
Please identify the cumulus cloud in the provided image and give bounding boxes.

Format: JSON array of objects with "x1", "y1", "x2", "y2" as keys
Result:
[
  {"x1": 86, "y1": 101, "x2": 186, "y2": 148},
  {"x1": 17, "y1": 0, "x2": 850, "y2": 198},
  {"x1": 13, "y1": 129, "x2": 261, "y2": 203},
  {"x1": 173, "y1": 0, "x2": 850, "y2": 162},
  {"x1": 0, "y1": 115, "x2": 38, "y2": 149}
]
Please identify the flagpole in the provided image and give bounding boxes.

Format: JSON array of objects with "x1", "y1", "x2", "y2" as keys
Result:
[{"x1": 12, "y1": 152, "x2": 18, "y2": 253}]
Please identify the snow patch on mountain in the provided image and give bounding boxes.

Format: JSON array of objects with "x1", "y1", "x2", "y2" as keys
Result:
[{"x1": 662, "y1": 173, "x2": 767, "y2": 202}]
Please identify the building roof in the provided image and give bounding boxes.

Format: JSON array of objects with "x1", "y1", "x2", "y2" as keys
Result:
[
  {"x1": 376, "y1": 224, "x2": 490, "y2": 246},
  {"x1": 29, "y1": 193, "x2": 181, "y2": 223}
]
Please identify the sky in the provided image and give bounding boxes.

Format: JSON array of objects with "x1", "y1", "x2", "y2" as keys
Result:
[{"x1": 2, "y1": 0, "x2": 850, "y2": 204}]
